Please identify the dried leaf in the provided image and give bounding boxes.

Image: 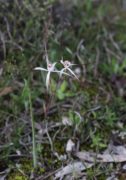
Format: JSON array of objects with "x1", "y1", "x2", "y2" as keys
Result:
[
  {"x1": 0, "y1": 168, "x2": 10, "y2": 180},
  {"x1": 62, "y1": 116, "x2": 72, "y2": 126},
  {"x1": 55, "y1": 161, "x2": 93, "y2": 179},
  {"x1": 66, "y1": 139, "x2": 75, "y2": 152},
  {"x1": 0, "y1": 87, "x2": 13, "y2": 96},
  {"x1": 54, "y1": 152, "x2": 67, "y2": 161},
  {"x1": 106, "y1": 174, "x2": 118, "y2": 180},
  {"x1": 112, "y1": 145, "x2": 126, "y2": 155},
  {"x1": 75, "y1": 149, "x2": 126, "y2": 163},
  {"x1": 104, "y1": 144, "x2": 126, "y2": 155}
]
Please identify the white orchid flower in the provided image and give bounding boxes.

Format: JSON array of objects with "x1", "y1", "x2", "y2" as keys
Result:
[
  {"x1": 35, "y1": 62, "x2": 58, "y2": 91},
  {"x1": 34, "y1": 55, "x2": 71, "y2": 91},
  {"x1": 60, "y1": 60, "x2": 79, "y2": 80}
]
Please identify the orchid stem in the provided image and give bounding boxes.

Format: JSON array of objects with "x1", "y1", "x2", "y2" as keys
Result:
[{"x1": 29, "y1": 87, "x2": 37, "y2": 168}]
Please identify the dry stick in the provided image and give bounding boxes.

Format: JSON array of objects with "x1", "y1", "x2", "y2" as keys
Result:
[{"x1": 0, "y1": 154, "x2": 31, "y2": 160}]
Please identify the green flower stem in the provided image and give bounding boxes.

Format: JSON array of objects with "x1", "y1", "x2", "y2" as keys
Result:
[{"x1": 29, "y1": 89, "x2": 37, "y2": 168}]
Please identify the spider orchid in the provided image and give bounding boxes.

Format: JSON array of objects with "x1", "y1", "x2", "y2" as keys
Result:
[
  {"x1": 60, "y1": 60, "x2": 79, "y2": 80},
  {"x1": 34, "y1": 55, "x2": 70, "y2": 91},
  {"x1": 35, "y1": 62, "x2": 57, "y2": 91}
]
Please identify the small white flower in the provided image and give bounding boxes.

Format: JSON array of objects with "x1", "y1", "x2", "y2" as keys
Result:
[
  {"x1": 60, "y1": 59, "x2": 79, "y2": 80},
  {"x1": 35, "y1": 62, "x2": 58, "y2": 91},
  {"x1": 35, "y1": 55, "x2": 70, "y2": 91}
]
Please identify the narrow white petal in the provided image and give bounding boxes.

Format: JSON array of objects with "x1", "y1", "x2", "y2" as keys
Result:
[
  {"x1": 59, "y1": 68, "x2": 65, "y2": 77},
  {"x1": 60, "y1": 60, "x2": 64, "y2": 65},
  {"x1": 46, "y1": 71, "x2": 51, "y2": 91},
  {"x1": 51, "y1": 70, "x2": 61, "y2": 73},
  {"x1": 34, "y1": 67, "x2": 48, "y2": 71},
  {"x1": 70, "y1": 64, "x2": 77, "y2": 66},
  {"x1": 67, "y1": 68, "x2": 79, "y2": 80},
  {"x1": 52, "y1": 62, "x2": 57, "y2": 67},
  {"x1": 54, "y1": 69, "x2": 71, "y2": 77},
  {"x1": 49, "y1": 70, "x2": 71, "y2": 77},
  {"x1": 62, "y1": 71, "x2": 71, "y2": 77}
]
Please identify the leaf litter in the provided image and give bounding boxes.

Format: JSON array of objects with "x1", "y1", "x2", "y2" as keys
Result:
[{"x1": 54, "y1": 144, "x2": 126, "y2": 179}]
